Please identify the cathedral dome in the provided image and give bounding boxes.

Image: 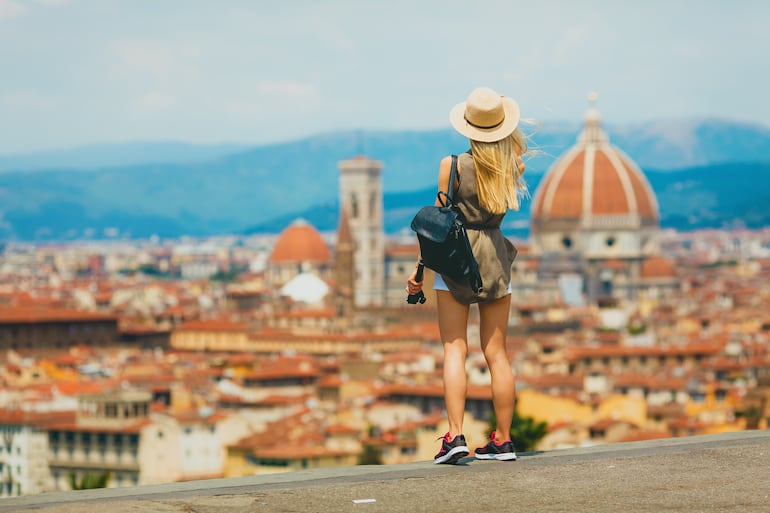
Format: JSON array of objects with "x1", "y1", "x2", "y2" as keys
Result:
[
  {"x1": 269, "y1": 219, "x2": 331, "y2": 264},
  {"x1": 531, "y1": 95, "x2": 659, "y2": 228}
]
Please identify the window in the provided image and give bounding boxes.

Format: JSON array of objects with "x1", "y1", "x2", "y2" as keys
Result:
[
  {"x1": 562, "y1": 236, "x2": 572, "y2": 249},
  {"x1": 606, "y1": 236, "x2": 616, "y2": 247},
  {"x1": 369, "y1": 192, "x2": 377, "y2": 218}
]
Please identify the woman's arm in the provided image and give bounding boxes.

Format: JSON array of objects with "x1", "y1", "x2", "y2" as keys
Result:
[
  {"x1": 435, "y1": 155, "x2": 455, "y2": 207},
  {"x1": 407, "y1": 156, "x2": 455, "y2": 292}
]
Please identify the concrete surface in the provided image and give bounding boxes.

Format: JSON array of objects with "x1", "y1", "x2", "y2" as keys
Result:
[{"x1": 2, "y1": 430, "x2": 769, "y2": 513}]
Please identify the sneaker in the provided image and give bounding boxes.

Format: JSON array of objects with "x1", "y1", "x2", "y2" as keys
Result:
[
  {"x1": 474, "y1": 431, "x2": 517, "y2": 461},
  {"x1": 433, "y1": 432, "x2": 470, "y2": 464}
]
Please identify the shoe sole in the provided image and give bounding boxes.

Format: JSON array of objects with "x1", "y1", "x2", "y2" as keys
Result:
[
  {"x1": 474, "y1": 452, "x2": 517, "y2": 461},
  {"x1": 434, "y1": 446, "x2": 470, "y2": 464}
]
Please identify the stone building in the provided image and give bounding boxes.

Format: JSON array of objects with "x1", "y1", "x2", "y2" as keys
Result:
[
  {"x1": 337, "y1": 156, "x2": 386, "y2": 307},
  {"x1": 0, "y1": 410, "x2": 61, "y2": 497},
  {"x1": 0, "y1": 306, "x2": 118, "y2": 353},
  {"x1": 520, "y1": 95, "x2": 678, "y2": 303}
]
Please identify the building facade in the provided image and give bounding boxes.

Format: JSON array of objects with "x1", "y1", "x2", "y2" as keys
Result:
[
  {"x1": 338, "y1": 156, "x2": 386, "y2": 307},
  {"x1": 0, "y1": 411, "x2": 55, "y2": 497},
  {"x1": 525, "y1": 95, "x2": 676, "y2": 302},
  {"x1": 0, "y1": 307, "x2": 118, "y2": 353}
]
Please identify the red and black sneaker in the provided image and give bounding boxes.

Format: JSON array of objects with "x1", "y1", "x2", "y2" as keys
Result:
[
  {"x1": 433, "y1": 432, "x2": 470, "y2": 464},
  {"x1": 474, "y1": 431, "x2": 517, "y2": 461}
]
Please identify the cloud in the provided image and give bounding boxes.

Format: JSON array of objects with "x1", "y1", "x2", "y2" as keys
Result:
[
  {"x1": 0, "y1": 0, "x2": 70, "y2": 20},
  {"x1": 254, "y1": 80, "x2": 319, "y2": 99},
  {"x1": 33, "y1": 0, "x2": 70, "y2": 6},
  {"x1": 0, "y1": 90, "x2": 52, "y2": 111},
  {"x1": 220, "y1": 80, "x2": 320, "y2": 123},
  {"x1": 134, "y1": 91, "x2": 178, "y2": 116},
  {"x1": 110, "y1": 38, "x2": 200, "y2": 85},
  {"x1": 0, "y1": 0, "x2": 25, "y2": 20},
  {"x1": 111, "y1": 39, "x2": 175, "y2": 81}
]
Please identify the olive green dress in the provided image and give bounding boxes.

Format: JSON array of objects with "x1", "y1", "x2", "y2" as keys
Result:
[{"x1": 442, "y1": 152, "x2": 518, "y2": 304}]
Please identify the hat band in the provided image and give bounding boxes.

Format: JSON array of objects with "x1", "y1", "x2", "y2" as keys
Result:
[{"x1": 464, "y1": 114, "x2": 504, "y2": 130}]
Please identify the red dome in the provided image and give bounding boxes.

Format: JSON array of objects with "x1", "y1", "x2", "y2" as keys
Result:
[
  {"x1": 531, "y1": 102, "x2": 658, "y2": 224},
  {"x1": 269, "y1": 219, "x2": 331, "y2": 264}
]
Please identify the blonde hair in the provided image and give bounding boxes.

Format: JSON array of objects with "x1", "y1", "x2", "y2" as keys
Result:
[{"x1": 470, "y1": 128, "x2": 529, "y2": 214}]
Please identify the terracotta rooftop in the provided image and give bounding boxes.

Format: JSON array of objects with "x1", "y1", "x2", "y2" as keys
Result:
[{"x1": 0, "y1": 305, "x2": 117, "y2": 324}]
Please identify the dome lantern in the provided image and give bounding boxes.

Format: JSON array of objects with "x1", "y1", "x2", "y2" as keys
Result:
[{"x1": 578, "y1": 92, "x2": 608, "y2": 145}]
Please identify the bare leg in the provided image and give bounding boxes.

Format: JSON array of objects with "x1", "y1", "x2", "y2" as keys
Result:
[
  {"x1": 478, "y1": 294, "x2": 514, "y2": 443},
  {"x1": 436, "y1": 290, "x2": 470, "y2": 437}
]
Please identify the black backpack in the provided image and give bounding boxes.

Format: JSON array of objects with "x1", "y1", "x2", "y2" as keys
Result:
[{"x1": 410, "y1": 155, "x2": 483, "y2": 294}]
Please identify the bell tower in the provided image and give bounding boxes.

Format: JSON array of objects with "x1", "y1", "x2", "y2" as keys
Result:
[{"x1": 338, "y1": 156, "x2": 385, "y2": 307}]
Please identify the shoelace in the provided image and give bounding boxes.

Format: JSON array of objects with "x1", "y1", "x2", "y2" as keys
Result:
[{"x1": 436, "y1": 432, "x2": 451, "y2": 442}]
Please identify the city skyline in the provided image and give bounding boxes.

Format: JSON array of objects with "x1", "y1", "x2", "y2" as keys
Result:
[{"x1": 1, "y1": 0, "x2": 769, "y2": 154}]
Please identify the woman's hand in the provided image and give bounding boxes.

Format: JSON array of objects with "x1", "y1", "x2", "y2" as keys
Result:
[{"x1": 406, "y1": 266, "x2": 423, "y2": 295}]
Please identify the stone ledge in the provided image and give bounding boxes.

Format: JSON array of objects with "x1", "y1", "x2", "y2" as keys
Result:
[{"x1": 2, "y1": 430, "x2": 769, "y2": 513}]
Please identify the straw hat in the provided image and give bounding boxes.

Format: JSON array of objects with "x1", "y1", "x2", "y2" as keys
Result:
[{"x1": 449, "y1": 87, "x2": 520, "y2": 143}]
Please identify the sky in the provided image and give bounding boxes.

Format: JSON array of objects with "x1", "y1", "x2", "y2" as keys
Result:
[{"x1": 1, "y1": 0, "x2": 769, "y2": 154}]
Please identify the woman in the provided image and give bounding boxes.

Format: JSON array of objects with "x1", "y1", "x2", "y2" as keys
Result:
[{"x1": 407, "y1": 86, "x2": 528, "y2": 464}]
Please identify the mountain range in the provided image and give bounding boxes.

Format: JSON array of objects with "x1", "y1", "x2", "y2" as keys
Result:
[{"x1": 1, "y1": 118, "x2": 770, "y2": 241}]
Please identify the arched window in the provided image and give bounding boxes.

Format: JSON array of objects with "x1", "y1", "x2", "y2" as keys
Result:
[{"x1": 369, "y1": 191, "x2": 377, "y2": 218}]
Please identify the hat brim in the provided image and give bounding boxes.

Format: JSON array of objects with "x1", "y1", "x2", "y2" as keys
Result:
[{"x1": 449, "y1": 97, "x2": 521, "y2": 143}]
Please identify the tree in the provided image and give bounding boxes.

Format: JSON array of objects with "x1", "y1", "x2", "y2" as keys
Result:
[
  {"x1": 358, "y1": 444, "x2": 384, "y2": 465},
  {"x1": 68, "y1": 471, "x2": 111, "y2": 490},
  {"x1": 488, "y1": 407, "x2": 548, "y2": 452}
]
